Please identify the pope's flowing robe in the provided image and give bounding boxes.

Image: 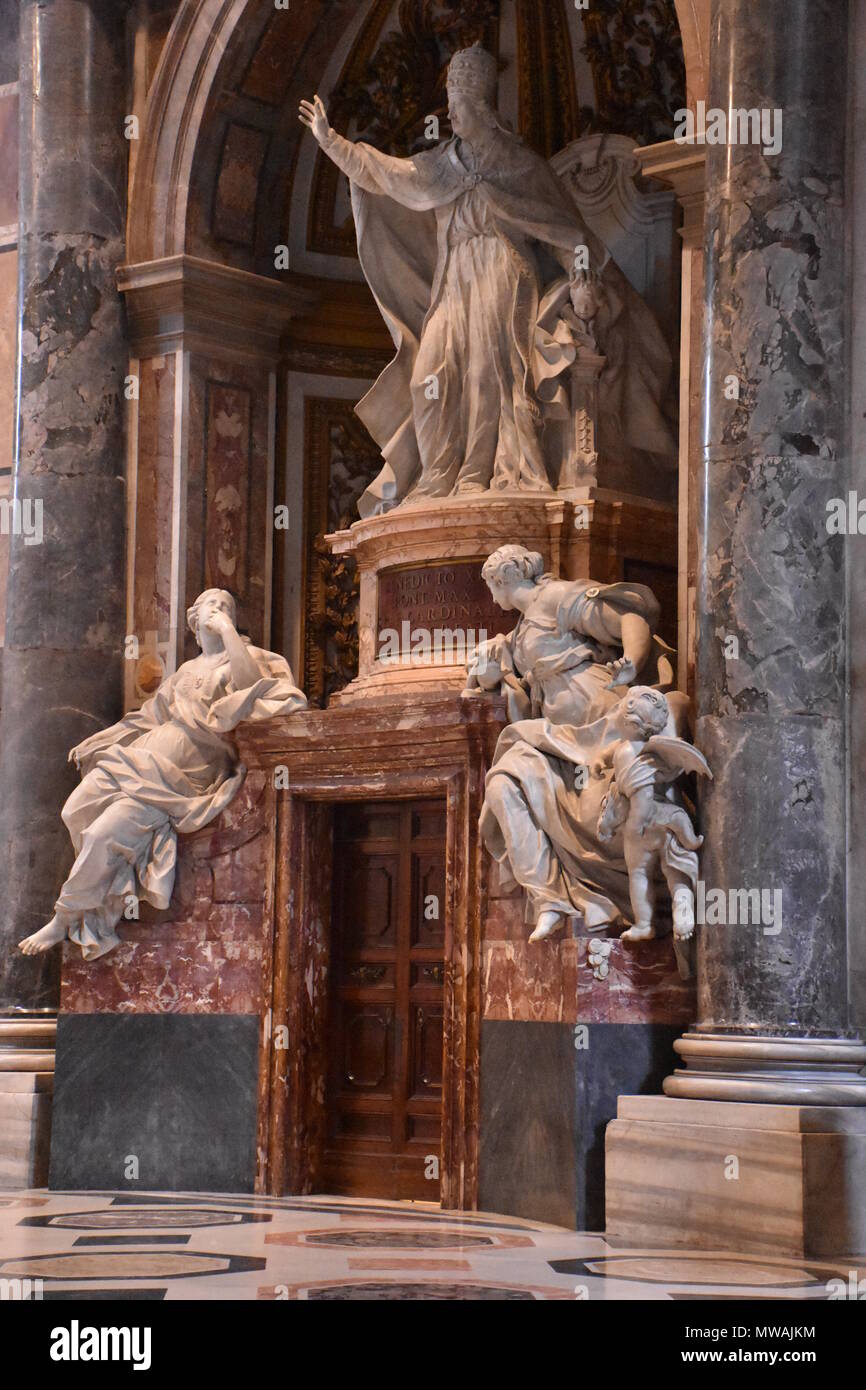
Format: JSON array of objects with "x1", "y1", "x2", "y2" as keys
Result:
[
  {"x1": 320, "y1": 124, "x2": 676, "y2": 517},
  {"x1": 58, "y1": 644, "x2": 307, "y2": 959}
]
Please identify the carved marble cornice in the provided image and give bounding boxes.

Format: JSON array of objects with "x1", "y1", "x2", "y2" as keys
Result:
[
  {"x1": 117, "y1": 254, "x2": 319, "y2": 363},
  {"x1": 633, "y1": 137, "x2": 706, "y2": 247}
]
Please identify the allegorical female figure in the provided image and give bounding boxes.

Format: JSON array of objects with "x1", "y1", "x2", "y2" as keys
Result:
[
  {"x1": 464, "y1": 546, "x2": 682, "y2": 943},
  {"x1": 19, "y1": 590, "x2": 307, "y2": 961},
  {"x1": 300, "y1": 43, "x2": 675, "y2": 518}
]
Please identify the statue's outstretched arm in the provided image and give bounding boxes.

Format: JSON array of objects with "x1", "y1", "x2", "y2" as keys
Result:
[{"x1": 299, "y1": 94, "x2": 435, "y2": 206}]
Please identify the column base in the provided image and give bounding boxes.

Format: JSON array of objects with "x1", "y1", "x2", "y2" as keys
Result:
[
  {"x1": 0, "y1": 1014, "x2": 56, "y2": 1188},
  {"x1": 606, "y1": 1095, "x2": 866, "y2": 1257},
  {"x1": 664, "y1": 1032, "x2": 866, "y2": 1104}
]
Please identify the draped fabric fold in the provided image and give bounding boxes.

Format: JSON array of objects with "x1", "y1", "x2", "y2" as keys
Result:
[
  {"x1": 60, "y1": 645, "x2": 306, "y2": 960},
  {"x1": 320, "y1": 126, "x2": 676, "y2": 517}
]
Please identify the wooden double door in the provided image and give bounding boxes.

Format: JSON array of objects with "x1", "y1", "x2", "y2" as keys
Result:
[{"x1": 323, "y1": 799, "x2": 447, "y2": 1201}]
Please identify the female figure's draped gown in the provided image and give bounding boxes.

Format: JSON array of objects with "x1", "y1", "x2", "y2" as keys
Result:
[
  {"x1": 57, "y1": 645, "x2": 306, "y2": 959},
  {"x1": 471, "y1": 577, "x2": 681, "y2": 931}
]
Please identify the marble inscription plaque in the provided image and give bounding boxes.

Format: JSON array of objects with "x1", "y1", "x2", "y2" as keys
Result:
[{"x1": 377, "y1": 561, "x2": 511, "y2": 660}]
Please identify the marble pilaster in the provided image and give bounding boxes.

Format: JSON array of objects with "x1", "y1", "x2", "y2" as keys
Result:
[{"x1": 635, "y1": 138, "x2": 706, "y2": 700}]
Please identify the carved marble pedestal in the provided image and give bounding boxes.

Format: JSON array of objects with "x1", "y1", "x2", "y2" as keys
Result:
[
  {"x1": 327, "y1": 489, "x2": 677, "y2": 703},
  {"x1": 606, "y1": 1095, "x2": 866, "y2": 1258}
]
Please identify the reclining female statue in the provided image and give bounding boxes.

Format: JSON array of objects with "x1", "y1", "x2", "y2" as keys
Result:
[
  {"x1": 464, "y1": 545, "x2": 687, "y2": 944},
  {"x1": 19, "y1": 589, "x2": 307, "y2": 961}
]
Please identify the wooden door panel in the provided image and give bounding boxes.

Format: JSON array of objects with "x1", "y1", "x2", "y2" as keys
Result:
[
  {"x1": 324, "y1": 799, "x2": 446, "y2": 1201},
  {"x1": 410, "y1": 1002, "x2": 444, "y2": 1097},
  {"x1": 342, "y1": 854, "x2": 398, "y2": 950},
  {"x1": 340, "y1": 1004, "x2": 393, "y2": 1092},
  {"x1": 412, "y1": 852, "x2": 446, "y2": 949}
]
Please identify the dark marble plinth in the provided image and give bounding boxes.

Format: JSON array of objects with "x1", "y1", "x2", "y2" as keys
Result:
[
  {"x1": 49, "y1": 1015, "x2": 260, "y2": 1192},
  {"x1": 479, "y1": 1020, "x2": 680, "y2": 1230}
]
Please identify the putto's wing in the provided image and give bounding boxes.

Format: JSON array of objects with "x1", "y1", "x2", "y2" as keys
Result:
[{"x1": 644, "y1": 736, "x2": 713, "y2": 781}]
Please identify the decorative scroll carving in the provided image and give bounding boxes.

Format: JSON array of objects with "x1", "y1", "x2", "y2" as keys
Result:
[{"x1": 580, "y1": 0, "x2": 686, "y2": 147}]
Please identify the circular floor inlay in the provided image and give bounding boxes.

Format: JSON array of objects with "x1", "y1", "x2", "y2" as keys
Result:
[
  {"x1": 48, "y1": 1210, "x2": 243, "y2": 1230},
  {"x1": 304, "y1": 1229, "x2": 494, "y2": 1250},
  {"x1": 3, "y1": 1253, "x2": 230, "y2": 1279},
  {"x1": 311, "y1": 1283, "x2": 532, "y2": 1300},
  {"x1": 585, "y1": 1257, "x2": 817, "y2": 1287}
]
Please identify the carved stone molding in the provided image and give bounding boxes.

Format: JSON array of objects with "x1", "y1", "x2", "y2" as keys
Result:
[
  {"x1": 118, "y1": 254, "x2": 317, "y2": 363},
  {"x1": 128, "y1": 0, "x2": 249, "y2": 263},
  {"x1": 633, "y1": 136, "x2": 706, "y2": 248},
  {"x1": 0, "y1": 1014, "x2": 56, "y2": 1073},
  {"x1": 672, "y1": 0, "x2": 711, "y2": 110},
  {"x1": 553, "y1": 132, "x2": 679, "y2": 341},
  {"x1": 326, "y1": 488, "x2": 677, "y2": 703},
  {"x1": 238, "y1": 692, "x2": 506, "y2": 1207}
]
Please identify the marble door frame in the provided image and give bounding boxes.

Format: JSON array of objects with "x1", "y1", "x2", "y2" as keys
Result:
[{"x1": 242, "y1": 696, "x2": 504, "y2": 1209}]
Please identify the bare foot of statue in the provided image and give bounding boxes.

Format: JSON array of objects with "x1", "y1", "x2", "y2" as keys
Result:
[
  {"x1": 18, "y1": 916, "x2": 69, "y2": 955},
  {"x1": 620, "y1": 922, "x2": 656, "y2": 942},
  {"x1": 529, "y1": 910, "x2": 565, "y2": 942},
  {"x1": 672, "y1": 889, "x2": 695, "y2": 940}
]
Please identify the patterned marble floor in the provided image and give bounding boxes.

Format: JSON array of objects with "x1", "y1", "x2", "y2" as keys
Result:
[{"x1": 0, "y1": 1191, "x2": 860, "y2": 1300}]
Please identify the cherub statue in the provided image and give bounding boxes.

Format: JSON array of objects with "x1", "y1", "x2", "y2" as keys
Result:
[
  {"x1": 594, "y1": 687, "x2": 712, "y2": 945},
  {"x1": 18, "y1": 589, "x2": 307, "y2": 961},
  {"x1": 564, "y1": 268, "x2": 606, "y2": 353},
  {"x1": 467, "y1": 543, "x2": 682, "y2": 944}
]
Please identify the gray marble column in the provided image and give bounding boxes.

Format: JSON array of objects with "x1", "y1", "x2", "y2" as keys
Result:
[
  {"x1": 0, "y1": 0, "x2": 128, "y2": 1017},
  {"x1": 666, "y1": 0, "x2": 866, "y2": 1101}
]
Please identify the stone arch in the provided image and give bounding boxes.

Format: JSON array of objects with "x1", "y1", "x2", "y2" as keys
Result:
[
  {"x1": 128, "y1": 0, "x2": 708, "y2": 270},
  {"x1": 673, "y1": 0, "x2": 710, "y2": 108},
  {"x1": 128, "y1": 0, "x2": 254, "y2": 263}
]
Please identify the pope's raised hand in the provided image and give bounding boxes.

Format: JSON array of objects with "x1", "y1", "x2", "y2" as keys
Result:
[{"x1": 299, "y1": 95, "x2": 330, "y2": 145}]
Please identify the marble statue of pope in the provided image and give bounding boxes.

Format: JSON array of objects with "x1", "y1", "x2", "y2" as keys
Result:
[
  {"x1": 300, "y1": 43, "x2": 675, "y2": 518},
  {"x1": 18, "y1": 590, "x2": 307, "y2": 961}
]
